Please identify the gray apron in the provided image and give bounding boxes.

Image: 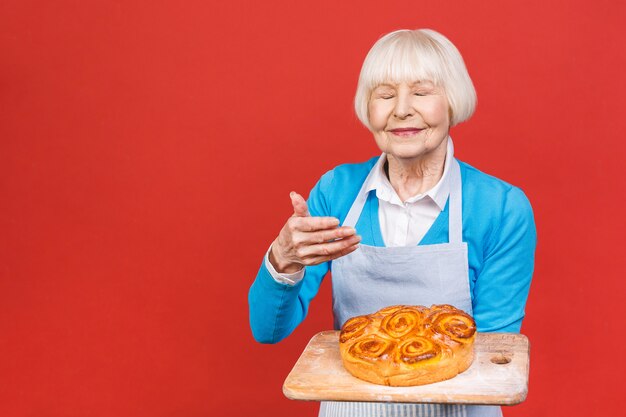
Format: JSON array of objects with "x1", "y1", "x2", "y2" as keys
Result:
[{"x1": 320, "y1": 158, "x2": 502, "y2": 417}]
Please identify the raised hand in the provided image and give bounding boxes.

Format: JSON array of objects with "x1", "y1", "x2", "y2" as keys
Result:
[{"x1": 269, "y1": 191, "x2": 361, "y2": 274}]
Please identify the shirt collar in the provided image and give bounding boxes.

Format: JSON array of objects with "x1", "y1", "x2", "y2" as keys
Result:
[{"x1": 364, "y1": 136, "x2": 454, "y2": 210}]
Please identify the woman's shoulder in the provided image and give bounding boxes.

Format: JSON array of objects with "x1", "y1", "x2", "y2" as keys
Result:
[
  {"x1": 307, "y1": 156, "x2": 380, "y2": 218},
  {"x1": 458, "y1": 160, "x2": 534, "y2": 225},
  {"x1": 458, "y1": 160, "x2": 536, "y2": 268},
  {"x1": 459, "y1": 160, "x2": 529, "y2": 196},
  {"x1": 323, "y1": 156, "x2": 379, "y2": 185}
]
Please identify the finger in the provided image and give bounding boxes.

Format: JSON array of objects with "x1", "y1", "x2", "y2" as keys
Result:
[
  {"x1": 303, "y1": 241, "x2": 360, "y2": 265},
  {"x1": 297, "y1": 234, "x2": 362, "y2": 258},
  {"x1": 290, "y1": 216, "x2": 340, "y2": 232},
  {"x1": 305, "y1": 226, "x2": 356, "y2": 244},
  {"x1": 290, "y1": 191, "x2": 310, "y2": 217}
]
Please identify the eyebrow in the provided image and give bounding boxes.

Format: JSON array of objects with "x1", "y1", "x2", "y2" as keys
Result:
[
  {"x1": 376, "y1": 80, "x2": 435, "y2": 88},
  {"x1": 411, "y1": 80, "x2": 434, "y2": 87}
]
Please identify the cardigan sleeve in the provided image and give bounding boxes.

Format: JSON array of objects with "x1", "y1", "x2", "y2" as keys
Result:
[
  {"x1": 248, "y1": 170, "x2": 334, "y2": 343},
  {"x1": 472, "y1": 186, "x2": 537, "y2": 333}
]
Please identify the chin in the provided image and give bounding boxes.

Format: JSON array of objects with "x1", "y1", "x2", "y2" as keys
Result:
[{"x1": 387, "y1": 144, "x2": 430, "y2": 160}]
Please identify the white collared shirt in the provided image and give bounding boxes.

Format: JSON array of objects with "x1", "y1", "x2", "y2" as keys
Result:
[{"x1": 266, "y1": 138, "x2": 454, "y2": 285}]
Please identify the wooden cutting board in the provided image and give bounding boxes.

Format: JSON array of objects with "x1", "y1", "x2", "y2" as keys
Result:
[{"x1": 283, "y1": 331, "x2": 529, "y2": 405}]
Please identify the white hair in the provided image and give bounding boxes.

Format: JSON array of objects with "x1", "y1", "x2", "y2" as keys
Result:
[{"x1": 354, "y1": 29, "x2": 477, "y2": 129}]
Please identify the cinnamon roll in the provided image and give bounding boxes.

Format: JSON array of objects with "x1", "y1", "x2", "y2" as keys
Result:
[{"x1": 339, "y1": 304, "x2": 476, "y2": 386}]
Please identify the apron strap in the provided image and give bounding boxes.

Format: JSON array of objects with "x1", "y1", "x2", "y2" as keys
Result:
[
  {"x1": 448, "y1": 158, "x2": 463, "y2": 244},
  {"x1": 341, "y1": 164, "x2": 375, "y2": 228},
  {"x1": 342, "y1": 155, "x2": 464, "y2": 245}
]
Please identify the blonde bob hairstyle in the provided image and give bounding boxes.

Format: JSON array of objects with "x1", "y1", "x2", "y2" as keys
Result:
[{"x1": 354, "y1": 29, "x2": 477, "y2": 129}]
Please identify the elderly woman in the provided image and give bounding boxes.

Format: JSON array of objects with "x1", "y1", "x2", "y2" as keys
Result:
[{"x1": 248, "y1": 28, "x2": 536, "y2": 417}]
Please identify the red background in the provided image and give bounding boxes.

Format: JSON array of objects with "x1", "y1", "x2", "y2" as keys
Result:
[{"x1": 1, "y1": 1, "x2": 625, "y2": 416}]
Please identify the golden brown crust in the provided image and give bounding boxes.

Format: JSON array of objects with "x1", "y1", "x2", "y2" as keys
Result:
[{"x1": 339, "y1": 304, "x2": 476, "y2": 386}]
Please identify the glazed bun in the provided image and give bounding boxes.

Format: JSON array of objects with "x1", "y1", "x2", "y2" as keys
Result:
[{"x1": 339, "y1": 305, "x2": 476, "y2": 386}]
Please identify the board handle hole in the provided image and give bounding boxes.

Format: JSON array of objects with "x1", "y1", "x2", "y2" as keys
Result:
[{"x1": 490, "y1": 353, "x2": 512, "y2": 365}]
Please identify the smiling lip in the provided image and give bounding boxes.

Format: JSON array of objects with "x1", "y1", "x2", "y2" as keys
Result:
[{"x1": 389, "y1": 128, "x2": 424, "y2": 136}]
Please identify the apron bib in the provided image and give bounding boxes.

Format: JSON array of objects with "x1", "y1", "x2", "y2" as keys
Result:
[{"x1": 321, "y1": 158, "x2": 501, "y2": 417}]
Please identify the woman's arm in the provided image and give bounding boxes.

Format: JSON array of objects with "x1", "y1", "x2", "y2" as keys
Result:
[
  {"x1": 472, "y1": 186, "x2": 537, "y2": 333},
  {"x1": 248, "y1": 256, "x2": 330, "y2": 343},
  {"x1": 248, "y1": 170, "x2": 358, "y2": 343}
]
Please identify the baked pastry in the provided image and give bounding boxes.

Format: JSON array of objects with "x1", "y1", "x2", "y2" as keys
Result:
[{"x1": 339, "y1": 304, "x2": 476, "y2": 386}]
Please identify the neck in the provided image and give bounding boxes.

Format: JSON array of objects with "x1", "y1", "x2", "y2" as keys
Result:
[{"x1": 386, "y1": 138, "x2": 449, "y2": 202}]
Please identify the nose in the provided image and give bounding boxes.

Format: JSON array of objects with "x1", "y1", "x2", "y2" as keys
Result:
[{"x1": 393, "y1": 92, "x2": 413, "y2": 119}]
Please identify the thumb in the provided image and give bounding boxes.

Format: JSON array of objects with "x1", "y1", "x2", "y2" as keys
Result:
[{"x1": 290, "y1": 191, "x2": 310, "y2": 217}]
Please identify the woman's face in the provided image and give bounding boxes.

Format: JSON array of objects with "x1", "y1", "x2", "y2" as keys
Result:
[{"x1": 368, "y1": 80, "x2": 450, "y2": 161}]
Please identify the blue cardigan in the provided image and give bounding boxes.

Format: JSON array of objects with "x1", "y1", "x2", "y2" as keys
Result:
[{"x1": 248, "y1": 157, "x2": 537, "y2": 343}]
